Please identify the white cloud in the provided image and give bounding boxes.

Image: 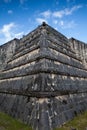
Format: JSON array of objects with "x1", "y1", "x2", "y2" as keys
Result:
[
  {"x1": 0, "y1": 23, "x2": 24, "y2": 44},
  {"x1": 60, "y1": 20, "x2": 64, "y2": 26},
  {"x1": 14, "y1": 32, "x2": 24, "y2": 38},
  {"x1": 59, "y1": 20, "x2": 76, "y2": 29},
  {"x1": 54, "y1": 27, "x2": 58, "y2": 30},
  {"x1": 53, "y1": 10, "x2": 64, "y2": 18},
  {"x1": 53, "y1": 5, "x2": 82, "y2": 18},
  {"x1": 53, "y1": 20, "x2": 58, "y2": 24},
  {"x1": 41, "y1": 10, "x2": 51, "y2": 18},
  {"x1": 66, "y1": 5, "x2": 82, "y2": 14},
  {"x1": 38, "y1": 5, "x2": 82, "y2": 22},
  {"x1": 35, "y1": 5, "x2": 81, "y2": 28},
  {"x1": 36, "y1": 18, "x2": 48, "y2": 24},
  {"x1": 0, "y1": 23, "x2": 15, "y2": 42},
  {"x1": 8, "y1": 10, "x2": 13, "y2": 14}
]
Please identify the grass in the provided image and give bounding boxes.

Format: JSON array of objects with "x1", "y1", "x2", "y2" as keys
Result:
[
  {"x1": 0, "y1": 112, "x2": 32, "y2": 130},
  {"x1": 0, "y1": 111, "x2": 87, "y2": 130},
  {"x1": 54, "y1": 111, "x2": 87, "y2": 130}
]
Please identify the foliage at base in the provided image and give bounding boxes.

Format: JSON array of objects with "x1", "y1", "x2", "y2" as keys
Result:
[
  {"x1": 54, "y1": 111, "x2": 87, "y2": 130},
  {"x1": 0, "y1": 112, "x2": 32, "y2": 130}
]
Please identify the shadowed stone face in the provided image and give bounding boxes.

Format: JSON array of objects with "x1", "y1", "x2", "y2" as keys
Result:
[{"x1": 0, "y1": 23, "x2": 87, "y2": 130}]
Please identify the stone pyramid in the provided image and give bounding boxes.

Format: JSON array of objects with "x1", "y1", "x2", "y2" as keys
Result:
[{"x1": 0, "y1": 22, "x2": 87, "y2": 130}]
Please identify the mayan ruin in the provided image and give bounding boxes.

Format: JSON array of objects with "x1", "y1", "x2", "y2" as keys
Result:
[{"x1": 0, "y1": 22, "x2": 87, "y2": 130}]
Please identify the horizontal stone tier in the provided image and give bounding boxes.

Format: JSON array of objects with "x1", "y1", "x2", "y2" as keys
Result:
[
  {"x1": 46, "y1": 26, "x2": 71, "y2": 48},
  {"x1": 0, "y1": 71, "x2": 87, "y2": 81},
  {"x1": 48, "y1": 40, "x2": 75, "y2": 56},
  {"x1": 47, "y1": 49, "x2": 84, "y2": 68},
  {"x1": 1, "y1": 58, "x2": 87, "y2": 80},
  {"x1": 0, "y1": 73, "x2": 87, "y2": 93},
  {"x1": 43, "y1": 73, "x2": 87, "y2": 91},
  {"x1": 0, "y1": 89, "x2": 87, "y2": 98},
  {"x1": 41, "y1": 51, "x2": 85, "y2": 70},
  {"x1": 48, "y1": 39, "x2": 82, "y2": 61},
  {"x1": 20, "y1": 25, "x2": 43, "y2": 43},
  {"x1": 0, "y1": 61, "x2": 43, "y2": 79},
  {"x1": 4, "y1": 47, "x2": 85, "y2": 72},
  {"x1": 44, "y1": 59, "x2": 87, "y2": 77},
  {"x1": 14, "y1": 35, "x2": 41, "y2": 56},
  {"x1": 49, "y1": 47, "x2": 83, "y2": 67},
  {"x1": 48, "y1": 40, "x2": 81, "y2": 61},
  {"x1": 4, "y1": 49, "x2": 40, "y2": 70},
  {"x1": 47, "y1": 36, "x2": 73, "y2": 53},
  {"x1": 8, "y1": 43, "x2": 40, "y2": 63}
]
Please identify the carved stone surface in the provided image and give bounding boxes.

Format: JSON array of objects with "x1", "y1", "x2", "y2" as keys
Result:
[
  {"x1": 0, "y1": 38, "x2": 19, "y2": 70},
  {"x1": 0, "y1": 23, "x2": 87, "y2": 130}
]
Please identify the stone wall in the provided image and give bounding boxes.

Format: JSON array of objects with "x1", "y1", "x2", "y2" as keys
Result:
[
  {"x1": 0, "y1": 23, "x2": 87, "y2": 130},
  {"x1": 0, "y1": 38, "x2": 19, "y2": 70},
  {"x1": 0, "y1": 93, "x2": 87, "y2": 130},
  {"x1": 69, "y1": 38, "x2": 87, "y2": 64}
]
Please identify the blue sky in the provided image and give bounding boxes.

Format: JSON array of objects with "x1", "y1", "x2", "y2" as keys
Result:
[{"x1": 0, "y1": 0, "x2": 87, "y2": 45}]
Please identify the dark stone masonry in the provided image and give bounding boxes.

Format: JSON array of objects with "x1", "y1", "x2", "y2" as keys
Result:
[{"x1": 0, "y1": 22, "x2": 87, "y2": 130}]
